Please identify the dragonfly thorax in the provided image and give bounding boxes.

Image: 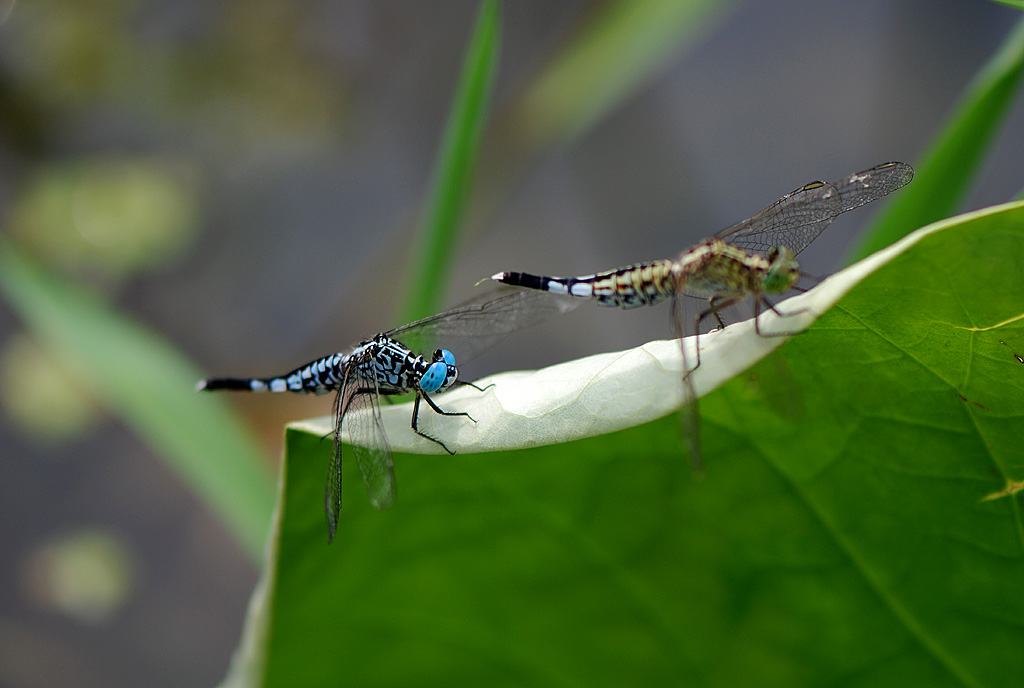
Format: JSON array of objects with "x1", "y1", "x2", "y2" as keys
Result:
[
  {"x1": 761, "y1": 246, "x2": 800, "y2": 295},
  {"x1": 354, "y1": 334, "x2": 423, "y2": 393},
  {"x1": 352, "y1": 336, "x2": 459, "y2": 395},
  {"x1": 676, "y1": 240, "x2": 773, "y2": 299}
]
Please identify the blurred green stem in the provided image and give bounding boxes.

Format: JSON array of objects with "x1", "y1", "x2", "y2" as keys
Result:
[{"x1": 400, "y1": 0, "x2": 500, "y2": 323}]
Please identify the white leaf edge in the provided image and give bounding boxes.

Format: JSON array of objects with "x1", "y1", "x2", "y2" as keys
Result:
[{"x1": 289, "y1": 212, "x2": 980, "y2": 455}]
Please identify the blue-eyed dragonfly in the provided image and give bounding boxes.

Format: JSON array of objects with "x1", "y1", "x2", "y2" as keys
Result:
[{"x1": 200, "y1": 288, "x2": 573, "y2": 542}]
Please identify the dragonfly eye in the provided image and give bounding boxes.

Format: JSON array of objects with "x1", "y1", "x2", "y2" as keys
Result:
[
  {"x1": 419, "y1": 361, "x2": 449, "y2": 393},
  {"x1": 435, "y1": 349, "x2": 457, "y2": 368},
  {"x1": 763, "y1": 249, "x2": 800, "y2": 294},
  {"x1": 443, "y1": 364, "x2": 458, "y2": 390}
]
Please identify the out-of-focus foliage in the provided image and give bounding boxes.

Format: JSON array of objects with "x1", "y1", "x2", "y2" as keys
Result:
[
  {"x1": 849, "y1": 16, "x2": 1024, "y2": 261},
  {"x1": 0, "y1": 333, "x2": 100, "y2": 442},
  {"x1": 400, "y1": 0, "x2": 501, "y2": 322},
  {"x1": 7, "y1": 0, "x2": 347, "y2": 145},
  {"x1": 0, "y1": 242, "x2": 276, "y2": 559},
  {"x1": 9, "y1": 158, "x2": 199, "y2": 279},
  {"x1": 20, "y1": 528, "x2": 137, "y2": 625},
  {"x1": 511, "y1": 0, "x2": 732, "y2": 146}
]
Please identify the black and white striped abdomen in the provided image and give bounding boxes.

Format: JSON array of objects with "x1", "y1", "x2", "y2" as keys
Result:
[
  {"x1": 492, "y1": 259, "x2": 676, "y2": 309},
  {"x1": 198, "y1": 351, "x2": 352, "y2": 396}
]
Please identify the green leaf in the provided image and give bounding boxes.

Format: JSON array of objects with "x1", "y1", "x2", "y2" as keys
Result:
[
  {"x1": 223, "y1": 203, "x2": 1024, "y2": 685},
  {"x1": 399, "y1": 0, "x2": 501, "y2": 323},
  {"x1": 848, "y1": 16, "x2": 1024, "y2": 262},
  {"x1": 0, "y1": 240, "x2": 275, "y2": 560}
]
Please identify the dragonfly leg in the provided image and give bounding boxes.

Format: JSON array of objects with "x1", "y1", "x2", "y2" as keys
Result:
[
  {"x1": 711, "y1": 303, "x2": 728, "y2": 331},
  {"x1": 697, "y1": 295, "x2": 740, "y2": 333},
  {"x1": 411, "y1": 392, "x2": 476, "y2": 455},
  {"x1": 419, "y1": 390, "x2": 476, "y2": 422},
  {"x1": 411, "y1": 394, "x2": 454, "y2": 454},
  {"x1": 754, "y1": 297, "x2": 817, "y2": 337},
  {"x1": 669, "y1": 297, "x2": 707, "y2": 472},
  {"x1": 690, "y1": 296, "x2": 741, "y2": 373},
  {"x1": 795, "y1": 270, "x2": 823, "y2": 287},
  {"x1": 454, "y1": 380, "x2": 495, "y2": 393},
  {"x1": 366, "y1": 387, "x2": 405, "y2": 406}
]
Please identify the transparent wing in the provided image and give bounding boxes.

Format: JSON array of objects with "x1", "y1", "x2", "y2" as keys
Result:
[
  {"x1": 830, "y1": 160, "x2": 915, "y2": 214},
  {"x1": 715, "y1": 181, "x2": 841, "y2": 258},
  {"x1": 387, "y1": 286, "x2": 578, "y2": 363},
  {"x1": 326, "y1": 368, "x2": 396, "y2": 542},
  {"x1": 344, "y1": 378, "x2": 396, "y2": 511},
  {"x1": 325, "y1": 382, "x2": 354, "y2": 543},
  {"x1": 717, "y1": 161, "x2": 914, "y2": 258}
]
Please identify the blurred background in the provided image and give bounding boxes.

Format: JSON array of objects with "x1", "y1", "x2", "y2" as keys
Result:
[{"x1": 1, "y1": 0, "x2": 1021, "y2": 685}]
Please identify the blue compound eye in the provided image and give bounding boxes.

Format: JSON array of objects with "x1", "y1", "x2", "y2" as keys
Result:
[
  {"x1": 437, "y1": 349, "x2": 456, "y2": 367},
  {"x1": 440, "y1": 363, "x2": 458, "y2": 391},
  {"x1": 420, "y1": 361, "x2": 448, "y2": 393}
]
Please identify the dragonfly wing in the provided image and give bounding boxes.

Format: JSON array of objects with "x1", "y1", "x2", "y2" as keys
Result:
[
  {"x1": 345, "y1": 376, "x2": 397, "y2": 512},
  {"x1": 325, "y1": 370, "x2": 396, "y2": 542},
  {"x1": 387, "y1": 287, "x2": 578, "y2": 364},
  {"x1": 718, "y1": 161, "x2": 914, "y2": 258},
  {"x1": 830, "y1": 161, "x2": 914, "y2": 214},
  {"x1": 716, "y1": 180, "x2": 842, "y2": 258},
  {"x1": 325, "y1": 381, "x2": 355, "y2": 543}
]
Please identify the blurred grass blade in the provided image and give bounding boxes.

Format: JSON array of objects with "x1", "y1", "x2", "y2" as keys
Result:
[
  {"x1": 847, "y1": 16, "x2": 1024, "y2": 262},
  {"x1": 0, "y1": 240, "x2": 275, "y2": 560},
  {"x1": 400, "y1": 0, "x2": 501, "y2": 323},
  {"x1": 512, "y1": 0, "x2": 732, "y2": 146}
]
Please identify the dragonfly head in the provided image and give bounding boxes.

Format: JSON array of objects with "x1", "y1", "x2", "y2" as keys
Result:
[
  {"x1": 763, "y1": 246, "x2": 800, "y2": 294},
  {"x1": 419, "y1": 349, "x2": 458, "y2": 393}
]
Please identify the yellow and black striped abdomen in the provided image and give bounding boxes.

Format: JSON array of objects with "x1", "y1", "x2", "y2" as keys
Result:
[{"x1": 493, "y1": 259, "x2": 676, "y2": 309}]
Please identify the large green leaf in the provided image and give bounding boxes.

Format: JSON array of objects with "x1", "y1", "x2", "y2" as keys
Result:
[{"x1": 222, "y1": 201, "x2": 1024, "y2": 686}]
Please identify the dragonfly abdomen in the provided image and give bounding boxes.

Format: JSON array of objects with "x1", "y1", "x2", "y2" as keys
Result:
[
  {"x1": 494, "y1": 260, "x2": 675, "y2": 309},
  {"x1": 198, "y1": 352, "x2": 350, "y2": 395}
]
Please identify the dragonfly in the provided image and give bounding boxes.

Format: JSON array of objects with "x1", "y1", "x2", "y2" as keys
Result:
[
  {"x1": 490, "y1": 161, "x2": 914, "y2": 465},
  {"x1": 199, "y1": 288, "x2": 573, "y2": 543}
]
